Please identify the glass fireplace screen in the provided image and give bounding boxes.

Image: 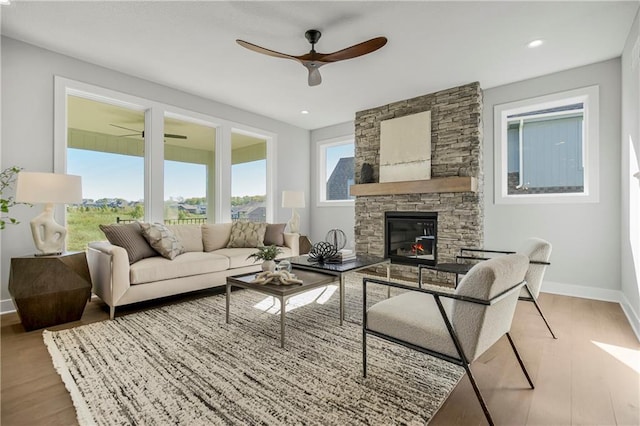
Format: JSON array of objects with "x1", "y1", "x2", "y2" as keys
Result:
[{"x1": 384, "y1": 211, "x2": 437, "y2": 267}]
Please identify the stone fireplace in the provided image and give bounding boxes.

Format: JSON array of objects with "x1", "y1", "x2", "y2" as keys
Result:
[{"x1": 352, "y1": 82, "x2": 484, "y2": 285}]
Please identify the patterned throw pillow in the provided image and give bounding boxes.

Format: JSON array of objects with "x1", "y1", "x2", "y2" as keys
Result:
[
  {"x1": 264, "y1": 223, "x2": 286, "y2": 246},
  {"x1": 226, "y1": 221, "x2": 267, "y2": 248},
  {"x1": 99, "y1": 222, "x2": 158, "y2": 264},
  {"x1": 140, "y1": 223, "x2": 185, "y2": 260}
]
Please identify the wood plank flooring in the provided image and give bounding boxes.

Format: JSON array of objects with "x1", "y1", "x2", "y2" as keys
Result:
[{"x1": 2, "y1": 291, "x2": 639, "y2": 425}]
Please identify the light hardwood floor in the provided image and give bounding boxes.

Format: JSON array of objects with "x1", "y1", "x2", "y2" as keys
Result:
[{"x1": 2, "y1": 291, "x2": 639, "y2": 425}]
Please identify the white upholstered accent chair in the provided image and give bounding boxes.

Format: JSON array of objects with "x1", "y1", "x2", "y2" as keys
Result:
[
  {"x1": 459, "y1": 237, "x2": 556, "y2": 338},
  {"x1": 363, "y1": 254, "x2": 533, "y2": 426}
]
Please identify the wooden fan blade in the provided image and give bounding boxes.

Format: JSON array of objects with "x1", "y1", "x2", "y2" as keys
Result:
[
  {"x1": 110, "y1": 123, "x2": 140, "y2": 133},
  {"x1": 164, "y1": 133, "x2": 187, "y2": 140},
  {"x1": 236, "y1": 40, "x2": 299, "y2": 61},
  {"x1": 316, "y1": 37, "x2": 387, "y2": 63}
]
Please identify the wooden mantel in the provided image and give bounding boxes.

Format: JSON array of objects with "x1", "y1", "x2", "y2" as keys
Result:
[{"x1": 350, "y1": 176, "x2": 477, "y2": 196}]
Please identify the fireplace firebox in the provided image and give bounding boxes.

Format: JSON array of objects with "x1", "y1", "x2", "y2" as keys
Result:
[{"x1": 385, "y1": 211, "x2": 437, "y2": 267}]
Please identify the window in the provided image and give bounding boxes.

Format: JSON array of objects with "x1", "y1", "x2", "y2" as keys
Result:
[
  {"x1": 318, "y1": 137, "x2": 355, "y2": 205},
  {"x1": 163, "y1": 115, "x2": 215, "y2": 225},
  {"x1": 66, "y1": 95, "x2": 146, "y2": 251},
  {"x1": 56, "y1": 77, "x2": 276, "y2": 251},
  {"x1": 494, "y1": 86, "x2": 599, "y2": 204},
  {"x1": 231, "y1": 131, "x2": 267, "y2": 222}
]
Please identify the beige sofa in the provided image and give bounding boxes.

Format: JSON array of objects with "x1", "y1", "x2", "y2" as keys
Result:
[{"x1": 87, "y1": 223, "x2": 299, "y2": 319}]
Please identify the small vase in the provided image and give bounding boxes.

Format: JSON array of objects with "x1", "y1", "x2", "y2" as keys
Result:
[{"x1": 262, "y1": 260, "x2": 276, "y2": 272}]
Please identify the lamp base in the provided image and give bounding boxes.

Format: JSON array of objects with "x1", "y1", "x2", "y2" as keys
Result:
[
  {"x1": 288, "y1": 208, "x2": 301, "y2": 234},
  {"x1": 30, "y1": 203, "x2": 67, "y2": 256}
]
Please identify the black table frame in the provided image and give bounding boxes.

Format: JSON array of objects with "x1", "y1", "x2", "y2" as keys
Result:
[
  {"x1": 288, "y1": 254, "x2": 391, "y2": 324},
  {"x1": 226, "y1": 268, "x2": 336, "y2": 348}
]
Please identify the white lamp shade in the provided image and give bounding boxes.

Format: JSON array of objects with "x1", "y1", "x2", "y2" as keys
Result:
[
  {"x1": 282, "y1": 190, "x2": 305, "y2": 208},
  {"x1": 16, "y1": 172, "x2": 83, "y2": 204}
]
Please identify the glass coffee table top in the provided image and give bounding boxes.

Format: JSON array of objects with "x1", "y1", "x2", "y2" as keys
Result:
[{"x1": 287, "y1": 254, "x2": 389, "y2": 274}]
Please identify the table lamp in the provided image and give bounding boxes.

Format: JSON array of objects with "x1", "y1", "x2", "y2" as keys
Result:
[
  {"x1": 15, "y1": 172, "x2": 82, "y2": 256},
  {"x1": 282, "y1": 190, "x2": 305, "y2": 234}
]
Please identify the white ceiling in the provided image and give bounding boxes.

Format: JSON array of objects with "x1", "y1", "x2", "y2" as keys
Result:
[{"x1": 2, "y1": 1, "x2": 638, "y2": 130}]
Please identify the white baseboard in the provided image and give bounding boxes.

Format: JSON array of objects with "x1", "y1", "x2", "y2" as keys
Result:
[
  {"x1": 1, "y1": 298, "x2": 16, "y2": 314},
  {"x1": 542, "y1": 280, "x2": 640, "y2": 342},
  {"x1": 620, "y1": 293, "x2": 640, "y2": 343},
  {"x1": 542, "y1": 280, "x2": 623, "y2": 302}
]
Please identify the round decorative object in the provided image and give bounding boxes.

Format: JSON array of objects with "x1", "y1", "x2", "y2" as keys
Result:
[
  {"x1": 261, "y1": 260, "x2": 276, "y2": 272},
  {"x1": 276, "y1": 260, "x2": 292, "y2": 273},
  {"x1": 308, "y1": 241, "x2": 337, "y2": 263},
  {"x1": 325, "y1": 229, "x2": 347, "y2": 251}
]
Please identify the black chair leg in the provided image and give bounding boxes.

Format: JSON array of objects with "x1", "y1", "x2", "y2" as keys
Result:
[
  {"x1": 463, "y1": 363, "x2": 494, "y2": 426},
  {"x1": 362, "y1": 331, "x2": 368, "y2": 378},
  {"x1": 530, "y1": 297, "x2": 557, "y2": 339},
  {"x1": 506, "y1": 332, "x2": 534, "y2": 389}
]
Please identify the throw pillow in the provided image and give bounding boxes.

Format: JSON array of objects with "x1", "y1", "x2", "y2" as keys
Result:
[
  {"x1": 99, "y1": 222, "x2": 158, "y2": 264},
  {"x1": 226, "y1": 221, "x2": 267, "y2": 248},
  {"x1": 140, "y1": 223, "x2": 186, "y2": 260},
  {"x1": 264, "y1": 223, "x2": 286, "y2": 246}
]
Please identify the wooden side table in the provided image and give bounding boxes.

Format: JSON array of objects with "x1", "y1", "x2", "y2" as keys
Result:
[
  {"x1": 299, "y1": 235, "x2": 312, "y2": 255},
  {"x1": 8, "y1": 251, "x2": 92, "y2": 331}
]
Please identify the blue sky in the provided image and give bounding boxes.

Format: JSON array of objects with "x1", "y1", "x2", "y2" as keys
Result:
[
  {"x1": 68, "y1": 149, "x2": 266, "y2": 201},
  {"x1": 326, "y1": 143, "x2": 354, "y2": 180},
  {"x1": 68, "y1": 144, "x2": 351, "y2": 201}
]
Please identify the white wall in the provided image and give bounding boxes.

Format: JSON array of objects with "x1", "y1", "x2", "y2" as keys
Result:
[
  {"x1": 309, "y1": 121, "x2": 355, "y2": 246},
  {"x1": 620, "y1": 9, "x2": 640, "y2": 336},
  {"x1": 484, "y1": 59, "x2": 622, "y2": 297},
  {"x1": 0, "y1": 37, "x2": 310, "y2": 310}
]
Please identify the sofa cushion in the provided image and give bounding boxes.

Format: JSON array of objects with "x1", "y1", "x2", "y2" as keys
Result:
[
  {"x1": 213, "y1": 246, "x2": 295, "y2": 269},
  {"x1": 167, "y1": 224, "x2": 203, "y2": 252},
  {"x1": 140, "y1": 223, "x2": 185, "y2": 260},
  {"x1": 130, "y1": 252, "x2": 230, "y2": 285},
  {"x1": 202, "y1": 223, "x2": 232, "y2": 251},
  {"x1": 99, "y1": 222, "x2": 158, "y2": 264},
  {"x1": 277, "y1": 246, "x2": 294, "y2": 258},
  {"x1": 226, "y1": 222, "x2": 267, "y2": 248},
  {"x1": 264, "y1": 223, "x2": 286, "y2": 247},
  {"x1": 214, "y1": 248, "x2": 263, "y2": 269}
]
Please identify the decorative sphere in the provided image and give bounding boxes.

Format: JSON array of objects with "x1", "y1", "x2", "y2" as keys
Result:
[
  {"x1": 308, "y1": 241, "x2": 338, "y2": 263},
  {"x1": 325, "y1": 229, "x2": 347, "y2": 250},
  {"x1": 276, "y1": 260, "x2": 292, "y2": 273}
]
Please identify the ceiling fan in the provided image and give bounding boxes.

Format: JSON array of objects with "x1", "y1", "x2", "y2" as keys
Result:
[
  {"x1": 110, "y1": 124, "x2": 187, "y2": 140},
  {"x1": 236, "y1": 30, "x2": 387, "y2": 86}
]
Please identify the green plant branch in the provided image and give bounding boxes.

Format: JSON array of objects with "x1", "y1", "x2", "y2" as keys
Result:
[
  {"x1": 247, "y1": 245, "x2": 283, "y2": 262},
  {"x1": 0, "y1": 166, "x2": 27, "y2": 230}
]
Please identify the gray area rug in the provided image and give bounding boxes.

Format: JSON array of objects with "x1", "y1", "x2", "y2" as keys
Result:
[{"x1": 44, "y1": 274, "x2": 463, "y2": 425}]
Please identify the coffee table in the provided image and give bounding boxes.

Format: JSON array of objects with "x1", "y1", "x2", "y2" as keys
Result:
[
  {"x1": 288, "y1": 254, "x2": 391, "y2": 325},
  {"x1": 226, "y1": 269, "x2": 337, "y2": 348}
]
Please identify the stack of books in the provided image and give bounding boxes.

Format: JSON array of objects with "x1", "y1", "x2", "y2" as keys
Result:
[{"x1": 327, "y1": 249, "x2": 357, "y2": 263}]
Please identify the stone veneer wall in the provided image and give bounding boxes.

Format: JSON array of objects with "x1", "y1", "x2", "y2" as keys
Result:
[{"x1": 354, "y1": 82, "x2": 484, "y2": 285}]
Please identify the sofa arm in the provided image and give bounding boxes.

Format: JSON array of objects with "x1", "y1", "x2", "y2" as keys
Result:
[
  {"x1": 87, "y1": 241, "x2": 131, "y2": 310},
  {"x1": 283, "y1": 232, "x2": 300, "y2": 256}
]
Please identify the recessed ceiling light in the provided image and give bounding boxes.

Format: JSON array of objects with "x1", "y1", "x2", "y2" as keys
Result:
[
  {"x1": 527, "y1": 39, "x2": 544, "y2": 48},
  {"x1": 301, "y1": 110, "x2": 309, "y2": 115},
  {"x1": 0, "y1": 0, "x2": 11, "y2": 5}
]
